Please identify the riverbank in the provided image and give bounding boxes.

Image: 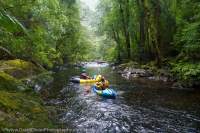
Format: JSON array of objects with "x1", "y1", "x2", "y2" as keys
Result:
[
  {"x1": 112, "y1": 61, "x2": 200, "y2": 90},
  {"x1": 0, "y1": 59, "x2": 55, "y2": 129}
]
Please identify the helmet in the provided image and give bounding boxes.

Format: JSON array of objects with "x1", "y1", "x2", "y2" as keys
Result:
[
  {"x1": 81, "y1": 69, "x2": 86, "y2": 73},
  {"x1": 96, "y1": 75, "x2": 102, "y2": 81}
]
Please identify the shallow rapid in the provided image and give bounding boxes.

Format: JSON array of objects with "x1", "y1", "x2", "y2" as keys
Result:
[{"x1": 46, "y1": 62, "x2": 200, "y2": 132}]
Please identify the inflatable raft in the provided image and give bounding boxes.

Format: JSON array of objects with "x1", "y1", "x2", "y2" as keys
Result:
[
  {"x1": 92, "y1": 85, "x2": 117, "y2": 99},
  {"x1": 70, "y1": 77, "x2": 98, "y2": 83}
]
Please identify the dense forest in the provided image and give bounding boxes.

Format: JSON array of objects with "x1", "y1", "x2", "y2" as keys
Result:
[
  {"x1": 0, "y1": 0, "x2": 93, "y2": 128},
  {"x1": 0, "y1": 0, "x2": 92, "y2": 69},
  {"x1": 0, "y1": 0, "x2": 200, "y2": 131},
  {"x1": 0, "y1": 0, "x2": 199, "y2": 87},
  {"x1": 96, "y1": 0, "x2": 200, "y2": 87}
]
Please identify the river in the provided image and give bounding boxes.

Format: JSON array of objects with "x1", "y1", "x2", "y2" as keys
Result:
[{"x1": 45, "y1": 62, "x2": 200, "y2": 133}]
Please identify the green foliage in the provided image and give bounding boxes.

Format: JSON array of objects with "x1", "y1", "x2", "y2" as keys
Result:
[
  {"x1": 174, "y1": 0, "x2": 200, "y2": 60},
  {"x1": 96, "y1": 0, "x2": 200, "y2": 86},
  {"x1": 171, "y1": 62, "x2": 200, "y2": 86},
  {"x1": 0, "y1": 9, "x2": 28, "y2": 34},
  {"x1": 97, "y1": 39, "x2": 116, "y2": 61},
  {"x1": 0, "y1": 0, "x2": 199, "y2": 87},
  {"x1": 0, "y1": 0, "x2": 91, "y2": 67}
]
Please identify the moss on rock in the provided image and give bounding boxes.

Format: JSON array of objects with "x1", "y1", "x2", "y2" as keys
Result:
[
  {"x1": 0, "y1": 59, "x2": 45, "y2": 79},
  {"x1": 0, "y1": 90, "x2": 54, "y2": 128},
  {"x1": 0, "y1": 72, "x2": 29, "y2": 91},
  {"x1": 0, "y1": 59, "x2": 55, "y2": 129}
]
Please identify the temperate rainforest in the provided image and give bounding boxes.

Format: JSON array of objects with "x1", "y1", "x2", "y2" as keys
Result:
[{"x1": 0, "y1": 0, "x2": 200, "y2": 132}]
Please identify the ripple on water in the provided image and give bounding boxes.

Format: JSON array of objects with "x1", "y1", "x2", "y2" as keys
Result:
[
  {"x1": 58, "y1": 87, "x2": 200, "y2": 132},
  {"x1": 52, "y1": 65, "x2": 200, "y2": 133}
]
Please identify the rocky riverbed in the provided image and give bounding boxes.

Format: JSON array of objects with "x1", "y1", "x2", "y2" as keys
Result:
[{"x1": 112, "y1": 61, "x2": 191, "y2": 90}]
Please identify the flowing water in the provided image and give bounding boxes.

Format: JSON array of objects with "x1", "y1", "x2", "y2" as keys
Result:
[{"x1": 45, "y1": 62, "x2": 200, "y2": 133}]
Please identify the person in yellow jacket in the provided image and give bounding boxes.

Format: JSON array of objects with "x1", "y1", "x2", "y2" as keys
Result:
[
  {"x1": 95, "y1": 75, "x2": 103, "y2": 82},
  {"x1": 95, "y1": 76, "x2": 109, "y2": 90}
]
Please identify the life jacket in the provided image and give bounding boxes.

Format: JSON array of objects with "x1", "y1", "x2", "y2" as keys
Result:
[
  {"x1": 96, "y1": 80, "x2": 109, "y2": 90},
  {"x1": 103, "y1": 80, "x2": 109, "y2": 88}
]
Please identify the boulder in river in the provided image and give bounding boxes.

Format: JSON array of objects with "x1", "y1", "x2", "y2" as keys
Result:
[
  {"x1": 121, "y1": 67, "x2": 154, "y2": 79},
  {"x1": 114, "y1": 62, "x2": 174, "y2": 83}
]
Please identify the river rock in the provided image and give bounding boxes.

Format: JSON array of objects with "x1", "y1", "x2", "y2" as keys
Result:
[
  {"x1": 148, "y1": 76, "x2": 169, "y2": 82},
  {"x1": 114, "y1": 63, "x2": 174, "y2": 83},
  {"x1": 122, "y1": 67, "x2": 153, "y2": 78},
  {"x1": 122, "y1": 71, "x2": 132, "y2": 79},
  {"x1": 171, "y1": 82, "x2": 184, "y2": 89}
]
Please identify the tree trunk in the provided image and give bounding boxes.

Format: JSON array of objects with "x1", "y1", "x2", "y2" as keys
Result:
[
  {"x1": 119, "y1": 0, "x2": 131, "y2": 59},
  {"x1": 137, "y1": 0, "x2": 146, "y2": 62},
  {"x1": 154, "y1": 0, "x2": 162, "y2": 67},
  {"x1": 112, "y1": 27, "x2": 121, "y2": 62}
]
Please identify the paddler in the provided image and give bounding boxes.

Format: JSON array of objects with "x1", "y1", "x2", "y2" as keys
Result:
[
  {"x1": 80, "y1": 69, "x2": 91, "y2": 79},
  {"x1": 95, "y1": 75, "x2": 109, "y2": 90}
]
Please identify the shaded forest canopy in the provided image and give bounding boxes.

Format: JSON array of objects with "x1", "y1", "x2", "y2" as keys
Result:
[
  {"x1": 0, "y1": 0, "x2": 200, "y2": 87},
  {"x1": 0, "y1": 0, "x2": 92, "y2": 68},
  {"x1": 95, "y1": 0, "x2": 200, "y2": 87},
  {"x1": 96, "y1": 0, "x2": 200, "y2": 63},
  {"x1": 1, "y1": 0, "x2": 200, "y2": 130}
]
